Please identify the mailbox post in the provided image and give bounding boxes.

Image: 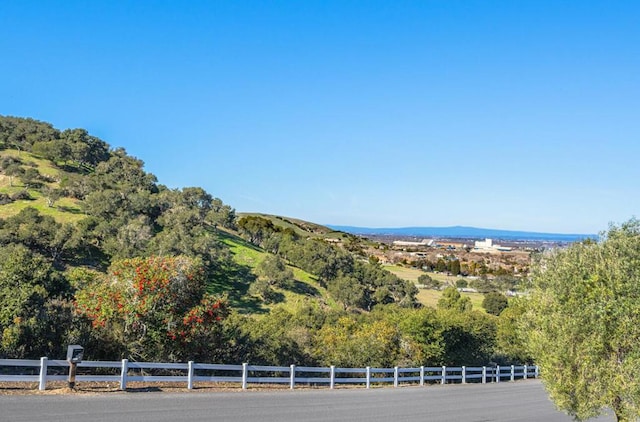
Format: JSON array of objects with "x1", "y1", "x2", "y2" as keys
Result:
[{"x1": 66, "y1": 345, "x2": 84, "y2": 389}]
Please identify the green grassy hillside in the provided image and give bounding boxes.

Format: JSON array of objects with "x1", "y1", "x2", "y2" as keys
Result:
[
  {"x1": 0, "y1": 150, "x2": 84, "y2": 223},
  {"x1": 215, "y1": 229, "x2": 342, "y2": 315},
  {"x1": 0, "y1": 152, "x2": 344, "y2": 316}
]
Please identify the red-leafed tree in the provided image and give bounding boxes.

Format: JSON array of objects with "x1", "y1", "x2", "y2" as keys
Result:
[{"x1": 76, "y1": 255, "x2": 228, "y2": 362}]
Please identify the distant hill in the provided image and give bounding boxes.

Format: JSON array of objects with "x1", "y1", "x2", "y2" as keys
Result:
[
  {"x1": 326, "y1": 225, "x2": 597, "y2": 242},
  {"x1": 238, "y1": 213, "x2": 352, "y2": 240}
]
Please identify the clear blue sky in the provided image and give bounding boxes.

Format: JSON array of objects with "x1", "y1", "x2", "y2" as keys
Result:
[{"x1": 1, "y1": 1, "x2": 638, "y2": 234}]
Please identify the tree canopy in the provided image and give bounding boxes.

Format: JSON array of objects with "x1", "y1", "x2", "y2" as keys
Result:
[
  {"x1": 437, "y1": 286, "x2": 472, "y2": 312},
  {"x1": 482, "y1": 292, "x2": 508, "y2": 316},
  {"x1": 524, "y1": 219, "x2": 640, "y2": 422}
]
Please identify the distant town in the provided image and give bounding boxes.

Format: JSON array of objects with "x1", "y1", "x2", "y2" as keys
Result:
[{"x1": 358, "y1": 234, "x2": 574, "y2": 280}]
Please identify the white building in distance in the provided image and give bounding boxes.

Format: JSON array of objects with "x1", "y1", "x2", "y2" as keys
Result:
[
  {"x1": 473, "y1": 238, "x2": 512, "y2": 252},
  {"x1": 474, "y1": 238, "x2": 493, "y2": 249}
]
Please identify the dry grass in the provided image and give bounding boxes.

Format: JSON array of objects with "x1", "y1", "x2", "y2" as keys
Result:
[
  {"x1": 416, "y1": 289, "x2": 486, "y2": 310},
  {"x1": 383, "y1": 265, "x2": 461, "y2": 285},
  {"x1": 0, "y1": 381, "x2": 352, "y2": 395},
  {"x1": 384, "y1": 264, "x2": 486, "y2": 310}
]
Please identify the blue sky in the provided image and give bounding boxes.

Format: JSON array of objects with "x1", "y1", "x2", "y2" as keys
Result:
[{"x1": 1, "y1": 1, "x2": 638, "y2": 234}]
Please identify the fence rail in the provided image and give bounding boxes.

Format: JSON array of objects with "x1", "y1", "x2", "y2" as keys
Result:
[{"x1": 0, "y1": 358, "x2": 538, "y2": 391}]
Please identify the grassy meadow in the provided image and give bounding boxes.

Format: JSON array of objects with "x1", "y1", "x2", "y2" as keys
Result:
[
  {"x1": 0, "y1": 151, "x2": 84, "y2": 223},
  {"x1": 384, "y1": 264, "x2": 487, "y2": 311}
]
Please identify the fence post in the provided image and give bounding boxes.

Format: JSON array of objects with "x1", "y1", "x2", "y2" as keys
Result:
[
  {"x1": 523, "y1": 364, "x2": 528, "y2": 380},
  {"x1": 330, "y1": 366, "x2": 336, "y2": 389},
  {"x1": 38, "y1": 357, "x2": 48, "y2": 391},
  {"x1": 366, "y1": 366, "x2": 371, "y2": 389},
  {"x1": 120, "y1": 359, "x2": 128, "y2": 390},
  {"x1": 290, "y1": 364, "x2": 296, "y2": 390},
  {"x1": 482, "y1": 366, "x2": 487, "y2": 384},
  {"x1": 535, "y1": 365, "x2": 539, "y2": 378},
  {"x1": 393, "y1": 367, "x2": 399, "y2": 387},
  {"x1": 496, "y1": 365, "x2": 500, "y2": 383},
  {"x1": 187, "y1": 361, "x2": 194, "y2": 390},
  {"x1": 511, "y1": 365, "x2": 515, "y2": 382},
  {"x1": 420, "y1": 366, "x2": 425, "y2": 387},
  {"x1": 242, "y1": 363, "x2": 248, "y2": 390},
  {"x1": 441, "y1": 366, "x2": 446, "y2": 385},
  {"x1": 461, "y1": 366, "x2": 466, "y2": 384}
]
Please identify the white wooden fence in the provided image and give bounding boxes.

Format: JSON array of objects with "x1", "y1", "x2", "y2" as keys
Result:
[{"x1": 0, "y1": 358, "x2": 538, "y2": 391}]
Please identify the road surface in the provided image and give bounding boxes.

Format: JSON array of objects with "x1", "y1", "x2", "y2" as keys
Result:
[{"x1": 0, "y1": 380, "x2": 615, "y2": 422}]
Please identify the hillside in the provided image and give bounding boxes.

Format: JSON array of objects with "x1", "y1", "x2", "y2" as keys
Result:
[
  {"x1": 238, "y1": 212, "x2": 350, "y2": 241},
  {"x1": 0, "y1": 150, "x2": 84, "y2": 223},
  {"x1": 0, "y1": 147, "x2": 341, "y2": 316},
  {"x1": 0, "y1": 139, "x2": 496, "y2": 312},
  {"x1": 0, "y1": 116, "x2": 417, "y2": 314},
  {"x1": 0, "y1": 115, "x2": 525, "y2": 369},
  {"x1": 214, "y1": 229, "x2": 340, "y2": 314}
]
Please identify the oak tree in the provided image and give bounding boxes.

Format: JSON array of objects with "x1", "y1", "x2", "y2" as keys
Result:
[{"x1": 524, "y1": 220, "x2": 640, "y2": 422}]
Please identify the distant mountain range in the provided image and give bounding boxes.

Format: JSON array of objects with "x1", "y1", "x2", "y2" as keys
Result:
[{"x1": 326, "y1": 225, "x2": 597, "y2": 242}]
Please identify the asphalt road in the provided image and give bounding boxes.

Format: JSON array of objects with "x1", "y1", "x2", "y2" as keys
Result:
[{"x1": 0, "y1": 380, "x2": 615, "y2": 422}]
